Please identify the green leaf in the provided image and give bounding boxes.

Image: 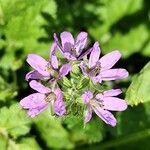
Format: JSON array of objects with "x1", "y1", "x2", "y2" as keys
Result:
[
  {"x1": 0, "y1": 75, "x2": 17, "y2": 101},
  {"x1": 142, "y1": 41, "x2": 150, "y2": 56},
  {"x1": 101, "y1": 102, "x2": 150, "y2": 149},
  {"x1": 33, "y1": 110, "x2": 74, "y2": 149},
  {"x1": 0, "y1": 0, "x2": 57, "y2": 70},
  {"x1": 64, "y1": 116, "x2": 104, "y2": 145},
  {"x1": 89, "y1": 0, "x2": 143, "y2": 38},
  {"x1": 7, "y1": 139, "x2": 19, "y2": 150},
  {"x1": 126, "y1": 62, "x2": 150, "y2": 106},
  {"x1": 0, "y1": 128, "x2": 8, "y2": 150},
  {"x1": 18, "y1": 138, "x2": 41, "y2": 150},
  {"x1": 0, "y1": 103, "x2": 31, "y2": 138},
  {"x1": 102, "y1": 24, "x2": 149, "y2": 58}
]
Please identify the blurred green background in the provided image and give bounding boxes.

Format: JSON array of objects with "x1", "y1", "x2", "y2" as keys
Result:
[{"x1": 0, "y1": 0, "x2": 150, "y2": 149}]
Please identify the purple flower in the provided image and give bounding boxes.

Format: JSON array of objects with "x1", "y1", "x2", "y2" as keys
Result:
[
  {"x1": 26, "y1": 43, "x2": 71, "y2": 81},
  {"x1": 20, "y1": 80, "x2": 66, "y2": 117},
  {"x1": 82, "y1": 89, "x2": 127, "y2": 127},
  {"x1": 80, "y1": 42, "x2": 129, "y2": 83},
  {"x1": 54, "y1": 31, "x2": 91, "y2": 60}
]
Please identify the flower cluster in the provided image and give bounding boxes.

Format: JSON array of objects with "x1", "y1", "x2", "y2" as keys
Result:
[{"x1": 20, "y1": 31, "x2": 128, "y2": 127}]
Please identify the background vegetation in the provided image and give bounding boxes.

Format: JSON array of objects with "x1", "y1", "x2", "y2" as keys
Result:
[{"x1": 0, "y1": 0, "x2": 149, "y2": 149}]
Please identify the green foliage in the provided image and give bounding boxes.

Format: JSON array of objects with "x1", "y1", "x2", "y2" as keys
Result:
[
  {"x1": 64, "y1": 116, "x2": 104, "y2": 144},
  {"x1": 0, "y1": 0, "x2": 149, "y2": 149},
  {"x1": 102, "y1": 24, "x2": 149, "y2": 57},
  {"x1": 0, "y1": 103, "x2": 31, "y2": 138},
  {"x1": 18, "y1": 138, "x2": 41, "y2": 150},
  {"x1": 33, "y1": 110, "x2": 74, "y2": 149},
  {"x1": 126, "y1": 62, "x2": 150, "y2": 106}
]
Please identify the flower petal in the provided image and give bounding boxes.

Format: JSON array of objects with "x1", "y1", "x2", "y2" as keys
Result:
[
  {"x1": 53, "y1": 33, "x2": 64, "y2": 53},
  {"x1": 60, "y1": 31, "x2": 74, "y2": 51},
  {"x1": 26, "y1": 54, "x2": 49, "y2": 76},
  {"x1": 103, "y1": 97, "x2": 128, "y2": 111},
  {"x1": 84, "y1": 106, "x2": 92, "y2": 123},
  {"x1": 54, "y1": 88, "x2": 66, "y2": 116},
  {"x1": 29, "y1": 80, "x2": 51, "y2": 94},
  {"x1": 103, "y1": 89, "x2": 122, "y2": 97},
  {"x1": 100, "y1": 69, "x2": 129, "y2": 81},
  {"x1": 75, "y1": 32, "x2": 88, "y2": 56},
  {"x1": 82, "y1": 91, "x2": 93, "y2": 104},
  {"x1": 63, "y1": 52, "x2": 76, "y2": 60},
  {"x1": 96, "y1": 89, "x2": 122, "y2": 99},
  {"x1": 27, "y1": 105, "x2": 48, "y2": 118},
  {"x1": 20, "y1": 93, "x2": 46, "y2": 109},
  {"x1": 91, "y1": 75, "x2": 102, "y2": 83},
  {"x1": 89, "y1": 42, "x2": 101, "y2": 68},
  {"x1": 25, "y1": 70, "x2": 45, "y2": 81},
  {"x1": 78, "y1": 47, "x2": 92, "y2": 60},
  {"x1": 59, "y1": 64, "x2": 71, "y2": 79},
  {"x1": 100, "y1": 50, "x2": 121, "y2": 71},
  {"x1": 79, "y1": 61, "x2": 88, "y2": 76},
  {"x1": 50, "y1": 43, "x2": 58, "y2": 69},
  {"x1": 93, "y1": 107, "x2": 117, "y2": 127}
]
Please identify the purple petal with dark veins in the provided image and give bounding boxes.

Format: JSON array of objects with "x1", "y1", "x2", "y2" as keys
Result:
[
  {"x1": 93, "y1": 107, "x2": 117, "y2": 127},
  {"x1": 84, "y1": 106, "x2": 92, "y2": 123},
  {"x1": 89, "y1": 42, "x2": 101, "y2": 68},
  {"x1": 102, "y1": 97, "x2": 128, "y2": 111},
  {"x1": 82, "y1": 91, "x2": 93, "y2": 104},
  {"x1": 25, "y1": 70, "x2": 46, "y2": 81},
  {"x1": 100, "y1": 50, "x2": 121, "y2": 71},
  {"x1": 26, "y1": 54, "x2": 49, "y2": 76},
  {"x1": 75, "y1": 32, "x2": 88, "y2": 56},
  {"x1": 58, "y1": 64, "x2": 71, "y2": 79},
  {"x1": 60, "y1": 31, "x2": 74, "y2": 52},
  {"x1": 79, "y1": 61, "x2": 88, "y2": 76},
  {"x1": 29, "y1": 80, "x2": 51, "y2": 94},
  {"x1": 20, "y1": 93, "x2": 46, "y2": 109},
  {"x1": 53, "y1": 88, "x2": 66, "y2": 116},
  {"x1": 50, "y1": 42, "x2": 58, "y2": 69}
]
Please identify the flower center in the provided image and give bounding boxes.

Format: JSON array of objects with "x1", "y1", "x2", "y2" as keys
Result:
[
  {"x1": 45, "y1": 63, "x2": 59, "y2": 78},
  {"x1": 88, "y1": 62, "x2": 101, "y2": 77},
  {"x1": 70, "y1": 47, "x2": 77, "y2": 56},
  {"x1": 45, "y1": 92, "x2": 56, "y2": 103},
  {"x1": 90, "y1": 98, "x2": 104, "y2": 108}
]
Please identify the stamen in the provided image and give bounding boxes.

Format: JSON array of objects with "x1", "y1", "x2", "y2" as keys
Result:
[
  {"x1": 45, "y1": 63, "x2": 59, "y2": 78},
  {"x1": 88, "y1": 62, "x2": 101, "y2": 77},
  {"x1": 90, "y1": 98, "x2": 104, "y2": 108},
  {"x1": 71, "y1": 47, "x2": 76, "y2": 51},
  {"x1": 70, "y1": 47, "x2": 77, "y2": 56},
  {"x1": 45, "y1": 93, "x2": 56, "y2": 103}
]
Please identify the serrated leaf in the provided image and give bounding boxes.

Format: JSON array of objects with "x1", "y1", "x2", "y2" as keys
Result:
[
  {"x1": 64, "y1": 116, "x2": 104, "y2": 145},
  {"x1": 0, "y1": 0, "x2": 57, "y2": 70},
  {"x1": 126, "y1": 62, "x2": 150, "y2": 106},
  {"x1": 0, "y1": 103, "x2": 31, "y2": 138},
  {"x1": 18, "y1": 138, "x2": 41, "y2": 150},
  {"x1": 0, "y1": 75, "x2": 18, "y2": 101},
  {"x1": 33, "y1": 110, "x2": 74, "y2": 149}
]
